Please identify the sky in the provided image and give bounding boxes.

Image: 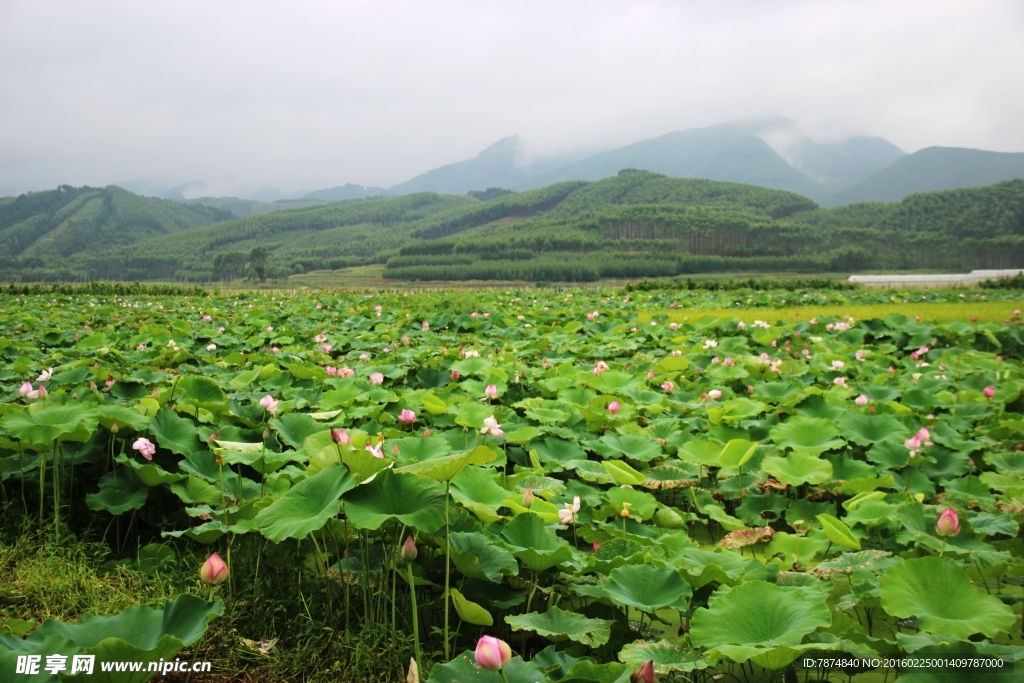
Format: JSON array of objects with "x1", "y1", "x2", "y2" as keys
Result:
[{"x1": 1, "y1": 0, "x2": 1022, "y2": 199}]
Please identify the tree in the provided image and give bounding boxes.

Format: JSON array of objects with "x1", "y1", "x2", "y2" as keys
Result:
[{"x1": 250, "y1": 247, "x2": 268, "y2": 282}]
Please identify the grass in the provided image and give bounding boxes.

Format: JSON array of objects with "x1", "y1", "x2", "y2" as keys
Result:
[{"x1": 649, "y1": 300, "x2": 1024, "y2": 325}]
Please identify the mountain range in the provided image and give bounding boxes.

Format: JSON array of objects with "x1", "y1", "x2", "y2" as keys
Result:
[{"x1": 169, "y1": 122, "x2": 1024, "y2": 214}]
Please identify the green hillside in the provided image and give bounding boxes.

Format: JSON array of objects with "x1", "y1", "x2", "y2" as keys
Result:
[
  {"x1": 3, "y1": 174, "x2": 1023, "y2": 283},
  {"x1": 515, "y1": 125, "x2": 827, "y2": 201},
  {"x1": 183, "y1": 196, "x2": 329, "y2": 218},
  {"x1": 827, "y1": 146, "x2": 1024, "y2": 206},
  {"x1": 0, "y1": 185, "x2": 232, "y2": 274}
]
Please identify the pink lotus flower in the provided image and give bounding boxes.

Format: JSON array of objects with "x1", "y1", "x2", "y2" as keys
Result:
[
  {"x1": 608, "y1": 400, "x2": 621, "y2": 415},
  {"x1": 105, "y1": 379, "x2": 115, "y2": 390},
  {"x1": 983, "y1": 385, "x2": 995, "y2": 399},
  {"x1": 202, "y1": 315, "x2": 212, "y2": 322},
  {"x1": 398, "y1": 409, "x2": 416, "y2": 424},
  {"x1": 485, "y1": 384, "x2": 499, "y2": 399},
  {"x1": 450, "y1": 370, "x2": 460, "y2": 381},
  {"x1": 833, "y1": 377, "x2": 847, "y2": 386},
  {"x1": 832, "y1": 360, "x2": 845, "y2": 369},
  {"x1": 661, "y1": 381, "x2": 675, "y2": 393},
  {"x1": 522, "y1": 487, "x2": 535, "y2": 508},
  {"x1": 266, "y1": 326, "x2": 274, "y2": 333},
  {"x1": 199, "y1": 552, "x2": 229, "y2": 585},
  {"x1": 475, "y1": 635, "x2": 512, "y2": 671},
  {"x1": 206, "y1": 343, "x2": 217, "y2": 351},
  {"x1": 271, "y1": 346, "x2": 279, "y2": 353},
  {"x1": 366, "y1": 442, "x2": 384, "y2": 458},
  {"x1": 855, "y1": 394, "x2": 868, "y2": 406},
  {"x1": 339, "y1": 367, "x2": 354, "y2": 378},
  {"x1": 632, "y1": 660, "x2": 655, "y2": 683},
  {"x1": 401, "y1": 536, "x2": 418, "y2": 562},
  {"x1": 936, "y1": 508, "x2": 961, "y2": 537},
  {"x1": 855, "y1": 350, "x2": 865, "y2": 361},
  {"x1": 592, "y1": 361, "x2": 610, "y2": 376},
  {"x1": 331, "y1": 429, "x2": 350, "y2": 445},
  {"x1": 19, "y1": 381, "x2": 33, "y2": 397},
  {"x1": 558, "y1": 496, "x2": 581, "y2": 526},
  {"x1": 259, "y1": 395, "x2": 280, "y2": 415},
  {"x1": 137, "y1": 343, "x2": 147, "y2": 351},
  {"x1": 708, "y1": 389, "x2": 722, "y2": 400},
  {"x1": 723, "y1": 357, "x2": 735, "y2": 367},
  {"x1": 218, "y1": 326, "x2": 225, "y2": 332},
  {"x1": 359, "y1": 353, "x2": 370, "y2": 361},
  {"x1": 915, "y1": 427, "x2": 931, "y2": 443},
  {"x1": 314, "y1": 333, "x2": 327, "y2": 343},
  {"x1": 423, "y1": 428, "x2": 431, "y2": 437},
  {"x1": 480, "y1": 416, "x2": 504, "y2": 438},
  {"x1": 133, "y1": 437, "x2": 157, "y2": 460},
  {"x1": 322, "y1": 344, "x2": 333, "y2": 353},
  {"x1": 422, "y1": 321, "x2": 430, "y2": 331},
  {"x1": 369, "y1": 372, "x2": 384, "y2": 385},
  {"x1": 325, "y1": 366, "x2": 338, "y2": 376}
]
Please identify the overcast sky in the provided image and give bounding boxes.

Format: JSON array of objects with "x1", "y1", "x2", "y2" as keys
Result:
[{"x1": 1, "y1": 0, "x2": 1022, "y2": 199}]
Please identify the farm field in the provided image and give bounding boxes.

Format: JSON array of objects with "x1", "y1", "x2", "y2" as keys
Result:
[{"x1": 2, "y1": 284, "x2": 1024, "y2": 682}]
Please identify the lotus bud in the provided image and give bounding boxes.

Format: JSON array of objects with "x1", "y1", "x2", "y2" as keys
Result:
[
  {"x1": 608, "y1": 400, "x2": 620, "y2": 416},
  {"x1": 855, "y1": 394, "x2": 868, "y2": 406},
  {"x1": 632, "y1": 660, "x2": 655, "y2": 683},
  {"x1": 401, "y1": 536, "x2": 418, "y2": 562},
  {"x1": 485, "y1": 383, "x2": 499, "y2": 399},
  {"x1": 593, "y1": 541, "x2": 601, "y2": 552},
  {"x1": 392, "y1": 443, "x2": 400, "y2": 456},
  {"x1": 331, "y1": 428, "x2": 350, "y2": 445},
  {"x1": 646, "y1": 369, "x2": 655, "y2": 381},
  {"x1": 983, "y1": 385, "x2": 995, "y2": 399},
  {"x1": 19, "y1": 381, "x2": 32, "y2": 397},
  {"x1": 708, "y1": 389, "x2": 723, "y2": 400},
  {"x1": 747, "y1": 385, "x2": 754, "y2": 394},
  {"x1": 398, "y1": 409, "x2": 417, "y2": 424},
  {"x1": 474, "y1": 635, "x2": 512, "y2": 671},
  {"x1": 199, "y1": 552, "x2": 229, "y2": 585},
  {"x1": 263, "y1": 427, "x2": 271, "y2": 440},
  {"x1": 111, "y1": 421, "x2": 119, "y2": 434},
  {"x1": 522, "y1": 487, "x2": 535, "y2": 508},
  {"x1": 936, "y1": 508, "x2": 960, "y2": 537},
  {"x1": 423, "y1": 428, "x2": 431, "y2": 437},
  {"x1": 450, "y1": 370, "x2": 460, "y2": 381},
  {"x1": 888, "y1": 366, "x2": 895, "y2": 375},
  {"x1": 37, "y1": 385, "x2": 47, "y2": 398},
  {"x1": 620, "y1": 502, "x2": 632, "y2": 518}
]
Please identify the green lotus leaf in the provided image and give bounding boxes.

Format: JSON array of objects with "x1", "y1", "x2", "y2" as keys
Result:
[
  {"x1": 228, "y1": 367, "x2": 261, "y2": 389},
  {"x1": 455, "y1": 401, "x2": 494, "y2": 429},
  {"x1": 559, "y1": 660, "x2": 632, "y2": 683},
  {"x1": 533, "y1": 437, "x2": 587, "y2": 467},
  {"x1": 762, "y1": 451, "x2": 833, "y2": 486},
  {"x1": 393, "y1": 436, "x2": 451, "y2": 464},
  {"x1": 114, "y1": 454, "x2": 186, "y2": 487},
  {"x1": 450, "y1": 588, "x2": 493, "y2": 626},
  {"x1": 505, "y1": 605, "x2": 612, "y2": 648},
  {"x1": 177, "y1": 375, "x2": 226, "y2": 405},
  {"x1": 618, "y1": 640, "x2": 709, "y2": 674},
  {"x1": 603, "y1": 563, "x2": 692, "y2": 612},
  {"x1": 0, "y1": 595, "x2": 223, "y2": 683},
  {"x1": 690, "y1": 581, "x2": 832, "y2": 668},
  {"x1": 836, "y1": 412, "x2": 908, "y2": 447},
  {"x1": 86, "y1": 467, "x2": 148, "y2": 515},
  {"x1": 269, "y1": 413, "x2": 326, "y2": 449},
  {"x1": 449, "y1": 532, "x2": 519, "y2": 582},
  {"x1": 343, "y1": 469, "x2": 447, "y2": 532},
  {"x1": 604, "y1": 487, "x2": 657, "y2": 521},
  {"x1": 253, "y1": 465, "x2": 356, "y2": 542},
  {"x1": 600, "y1": 460, "x2": 646, "y2": 486},
  {"x1": 765, "y1": 532, "x2": 829, "y2": 564},
  {"x1": 500, "y1": 512, "x2": 573, "y2": 571},
  {"x1": 450, "y1": 466, "x2": 514, "y2": 523},
  {"x1": 169, "y1": 475, "x2": 222, "y2": 506},
  {"x1": 717, "y1": 439, "x2": 757, "y2": 469},
  {"x1": 678, "y1": 440, "x2": 722, "y2": 466},
  {"x1": 674, "y1": 548, "x2": 768, "y2": 588},
  {"x1": 394, "y1": 445, "x2": 495, "y2": 481},
  {"x1": 0, "y1": 402, "x2": 98, "y2": 448},
  {"x1": 426, "y1": 652, "x2": 545, "y2": 683},
  {"x1": 148, "y1": 408, "x2": 200, "y2": 456},
  {"x1": 816, "y1": 513, "x2": 861, "y2": 549},
  {"x1": 504, "y1": 426, "x2": 541, "y2": 445},
  {"x1": 879, "y1": 557, "x2": 1016, "y2": 639},
  {"x1": 599, "y1": 434, "x2": 662, "y2": 462},
  {"x1": 96, "y1": 404, "x2": 151, "y2": 433},
  {"x1": 770, "y1": 416, "x2": 845, "y2": 455}
]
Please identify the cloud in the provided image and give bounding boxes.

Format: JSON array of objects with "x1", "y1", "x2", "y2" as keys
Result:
[{"x1": 0, "y1": 0, "x2": 1021, "y2": 197}]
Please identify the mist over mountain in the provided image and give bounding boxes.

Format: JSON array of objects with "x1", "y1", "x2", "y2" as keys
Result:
[{"x1": 786, "y1": 136, "x2": 906, "y2": 193}]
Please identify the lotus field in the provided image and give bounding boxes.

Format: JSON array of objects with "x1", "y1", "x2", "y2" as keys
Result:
[{"x1": 3, "y1": 285, "x2": 1024, "y2": 682}]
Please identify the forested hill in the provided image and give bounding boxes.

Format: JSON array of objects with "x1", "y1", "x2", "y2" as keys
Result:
[
  {"x1": 0, "y1": 185, "x2": 232, "y2": 263},
  {"x1": 2, "y1": 173, "x2": 1023, "y2": 283}
]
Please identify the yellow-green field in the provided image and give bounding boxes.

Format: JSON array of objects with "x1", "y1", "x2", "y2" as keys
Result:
[{"x1": 646, "y1": 301, "x2": 1023, "y2": 325}]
